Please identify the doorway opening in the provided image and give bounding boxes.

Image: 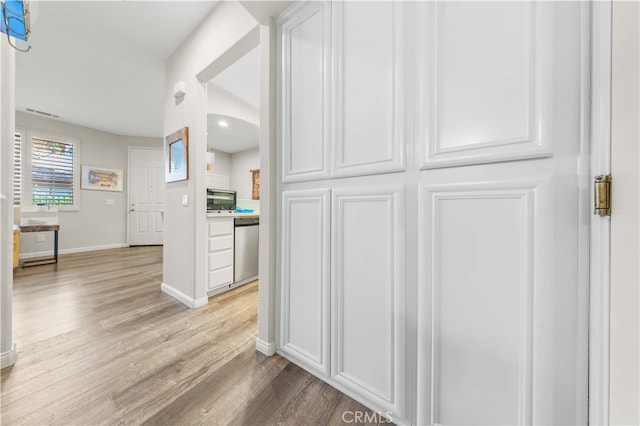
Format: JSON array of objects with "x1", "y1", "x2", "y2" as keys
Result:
[
  {"x1": 205, "y1": 44, "x2": 261, "y2": 298},
  {"x1": 195, "y1": 24, "x2": 275, "y2": 356}
]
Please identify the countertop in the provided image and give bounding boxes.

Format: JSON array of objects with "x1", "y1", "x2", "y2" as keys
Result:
[
  {"x1": 207, "y1": 211, "x2": 260, "y2": 219},
  {"x1": 19, "y1": 224, "x2": 60, "y2": 232}
]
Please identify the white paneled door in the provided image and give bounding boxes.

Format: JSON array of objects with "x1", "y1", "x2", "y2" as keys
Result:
[
  {"x1": 128, "y1": 148, "x2": 165, "y2": 245},
  {"x1": 278, "y1": 1, "x2": 589, "y2": 425},
  {"x1": 416, "y1": 2, "x2": 588, "y2": 425}
]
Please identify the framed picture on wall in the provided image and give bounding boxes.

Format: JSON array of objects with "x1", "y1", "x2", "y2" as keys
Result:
[
  {"x1": 81, "y1": 165, "x2": 123, "y2": 192},
  {"x1": 165, "y1": 126, "x2": 189, "y2": 182},
  {"x1": 251, "y1": 169, "x2": 260, "y2": 200}
]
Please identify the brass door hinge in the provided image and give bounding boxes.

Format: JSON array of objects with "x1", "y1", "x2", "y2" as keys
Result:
[{"x1": 594, "y1": 175, "x2": 612, "y2": 216}]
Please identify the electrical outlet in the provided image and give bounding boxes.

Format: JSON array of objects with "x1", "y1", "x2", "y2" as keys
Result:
[
  {"x1": 36, "y1": 234, "x2": 45, "y2": 242},
  {"x1": 105, "y1": 199, "x2": 114, "y2": 206}
]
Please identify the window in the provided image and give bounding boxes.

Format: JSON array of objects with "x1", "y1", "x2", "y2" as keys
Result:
[
  {"x1": 20, "y1": 131, "x2": 80, "y2": 211},
  {"x1": 31, "y1": 136, "x2": 75, "y2": 206},
  {"x1": 13, "y1": 132, "x2": 21, "y2": 205}
]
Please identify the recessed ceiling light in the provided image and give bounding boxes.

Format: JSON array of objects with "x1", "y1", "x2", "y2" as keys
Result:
[{"x1": 218, "y1": 120, "x2": 228, "y2": 128}]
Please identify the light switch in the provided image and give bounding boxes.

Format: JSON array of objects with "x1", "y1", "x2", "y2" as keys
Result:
[
  {"x1": 182, "y1": 194, "x2": 189, "y2": 207},
  {"x1": 105, "y1": 199, "x2": 115, "y2": 206}
]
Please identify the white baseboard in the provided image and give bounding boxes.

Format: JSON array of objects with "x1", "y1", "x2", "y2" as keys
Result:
[
  {"x1": 1, "y1": 344, "x2": 17, "y2": 369},
  {"x1": 19, "y1": 243, "x2": 129, "y2": 260},
  {"x1": 161, "y1": 282, "x2": 208, "y2": 309},
  {"x1": 256, "y1": 337, "x2": 275, "y2": 356},
  {"x1": 206, "y1": 278, "x2": 257, "y2": 298}
]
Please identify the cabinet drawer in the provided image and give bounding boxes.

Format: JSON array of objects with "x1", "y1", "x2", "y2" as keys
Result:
[
  {"x1": 209, "y1": 250, "x2": 233, "y2": 270},
  {"x1": 209, "y1": 266, "x2": 233, "y2": 289},
  {"x1": 209, "y1": 235, "x2": 233, "y2": 252},
  {"x1": 209, "y1": 220, "x2": 234, "y2": 236}
]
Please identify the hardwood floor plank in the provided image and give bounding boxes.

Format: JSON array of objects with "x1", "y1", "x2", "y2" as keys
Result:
[
  {"x1": 55, "y1": 391, "x2": 117, "y2": 426},
  {"x1": 326, "y1": 394, "x2": 381, "y2": 426},
  {"x1": 225, "y1": 362, "x2": 316, "y2": 425},
  {"x1": 140, "y1": 345, "x2": 277, "y2": 425},
  {"x1": 1, "y1": 247, "x2": 380, "y2": 426},
  {"x1": 276, "y1": 377, "x2": 343, "y2": 425}
]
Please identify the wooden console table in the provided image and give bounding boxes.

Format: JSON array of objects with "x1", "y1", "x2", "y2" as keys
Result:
[{"x1": 19, "y1": 224, "x2": 60, "y2": 266}]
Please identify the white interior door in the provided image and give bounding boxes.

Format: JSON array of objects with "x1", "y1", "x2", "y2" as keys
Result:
[
  {"x1": 128, "y1": 148, "x2": 164, "y2": 245},
  {"x1": 416, "y1": 2, "x2": 589, "y2": 424}
]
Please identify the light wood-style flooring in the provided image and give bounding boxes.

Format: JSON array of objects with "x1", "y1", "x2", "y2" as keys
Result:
[{"x1": 1, "y1": 247, "x2": 383, "y2": 425}]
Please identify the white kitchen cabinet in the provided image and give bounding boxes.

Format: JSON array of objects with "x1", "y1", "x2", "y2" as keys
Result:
[{"x1": 207, "y1": 217, "x2": 234, "y2": 293}]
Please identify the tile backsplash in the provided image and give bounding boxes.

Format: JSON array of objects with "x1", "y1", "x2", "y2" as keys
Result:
[{"x1": 237, "y1": 199, "x2": 260, "y2": 211}]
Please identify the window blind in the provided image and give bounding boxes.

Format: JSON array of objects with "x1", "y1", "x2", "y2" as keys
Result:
[
  {"x1": 13, "y1": 132, "x2": 21, "y2": 205},
  {"x1": 31, "y1": 137, "x2": 75, "y2": 206}
]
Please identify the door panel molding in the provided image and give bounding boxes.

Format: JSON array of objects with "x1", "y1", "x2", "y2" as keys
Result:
[
  {"x1": 279, "y1": 189, "x2": 331, "y2": 376},
  {"x1": 331, "y1": 186, "x2": 405, "y2": 415},
  {"x1": 417, "y1": 2, "x2": 554, "y2": 169},
  {"x1": 280, "y1": 1, "x2": 331, "y2": 183},
  {"x1": 417, "y1": 180, "x2": 539, "y2": 425},
  {"x1": 332, "y1": 1, "x2": 407, "y2": 177}
]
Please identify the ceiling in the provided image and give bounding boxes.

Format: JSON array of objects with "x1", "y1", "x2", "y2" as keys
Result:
[
  {"x1": 207, "y1": 114, "x2": 259, "y2": 154},
  {"x1": 208, "y1": 45, "x2": 260, "y2": 154},
  {"x1": 15, "y1": 1, "x2": 220, "y2": 138}
]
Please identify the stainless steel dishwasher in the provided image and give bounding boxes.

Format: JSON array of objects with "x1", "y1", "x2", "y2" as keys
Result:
[{"x1": 234, "y1": 217, "x2": 259, "y2": 285}]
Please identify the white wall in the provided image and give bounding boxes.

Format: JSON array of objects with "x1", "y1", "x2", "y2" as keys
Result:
[
  {"x1": 15, "y1": 112, "x2": 161, "y2": 256},
  {"x1": 0, "y1": 35, "x2": 17, "y2": 368},
  {"x1": 230, "y1": 147, "x2": 259, "y2": 199},
  {"x1": 210, "y1": 149, "x2": 231, "y2": 174},
  {"x1": 163, "y1": 1, "x2": 258, "y2": 306},
  {"x1": 208, "y1": 83, "x2": 259, "y2": 126},
  {"x1": 610, "y1": 1, "x2": 640, "y2": 423}
]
